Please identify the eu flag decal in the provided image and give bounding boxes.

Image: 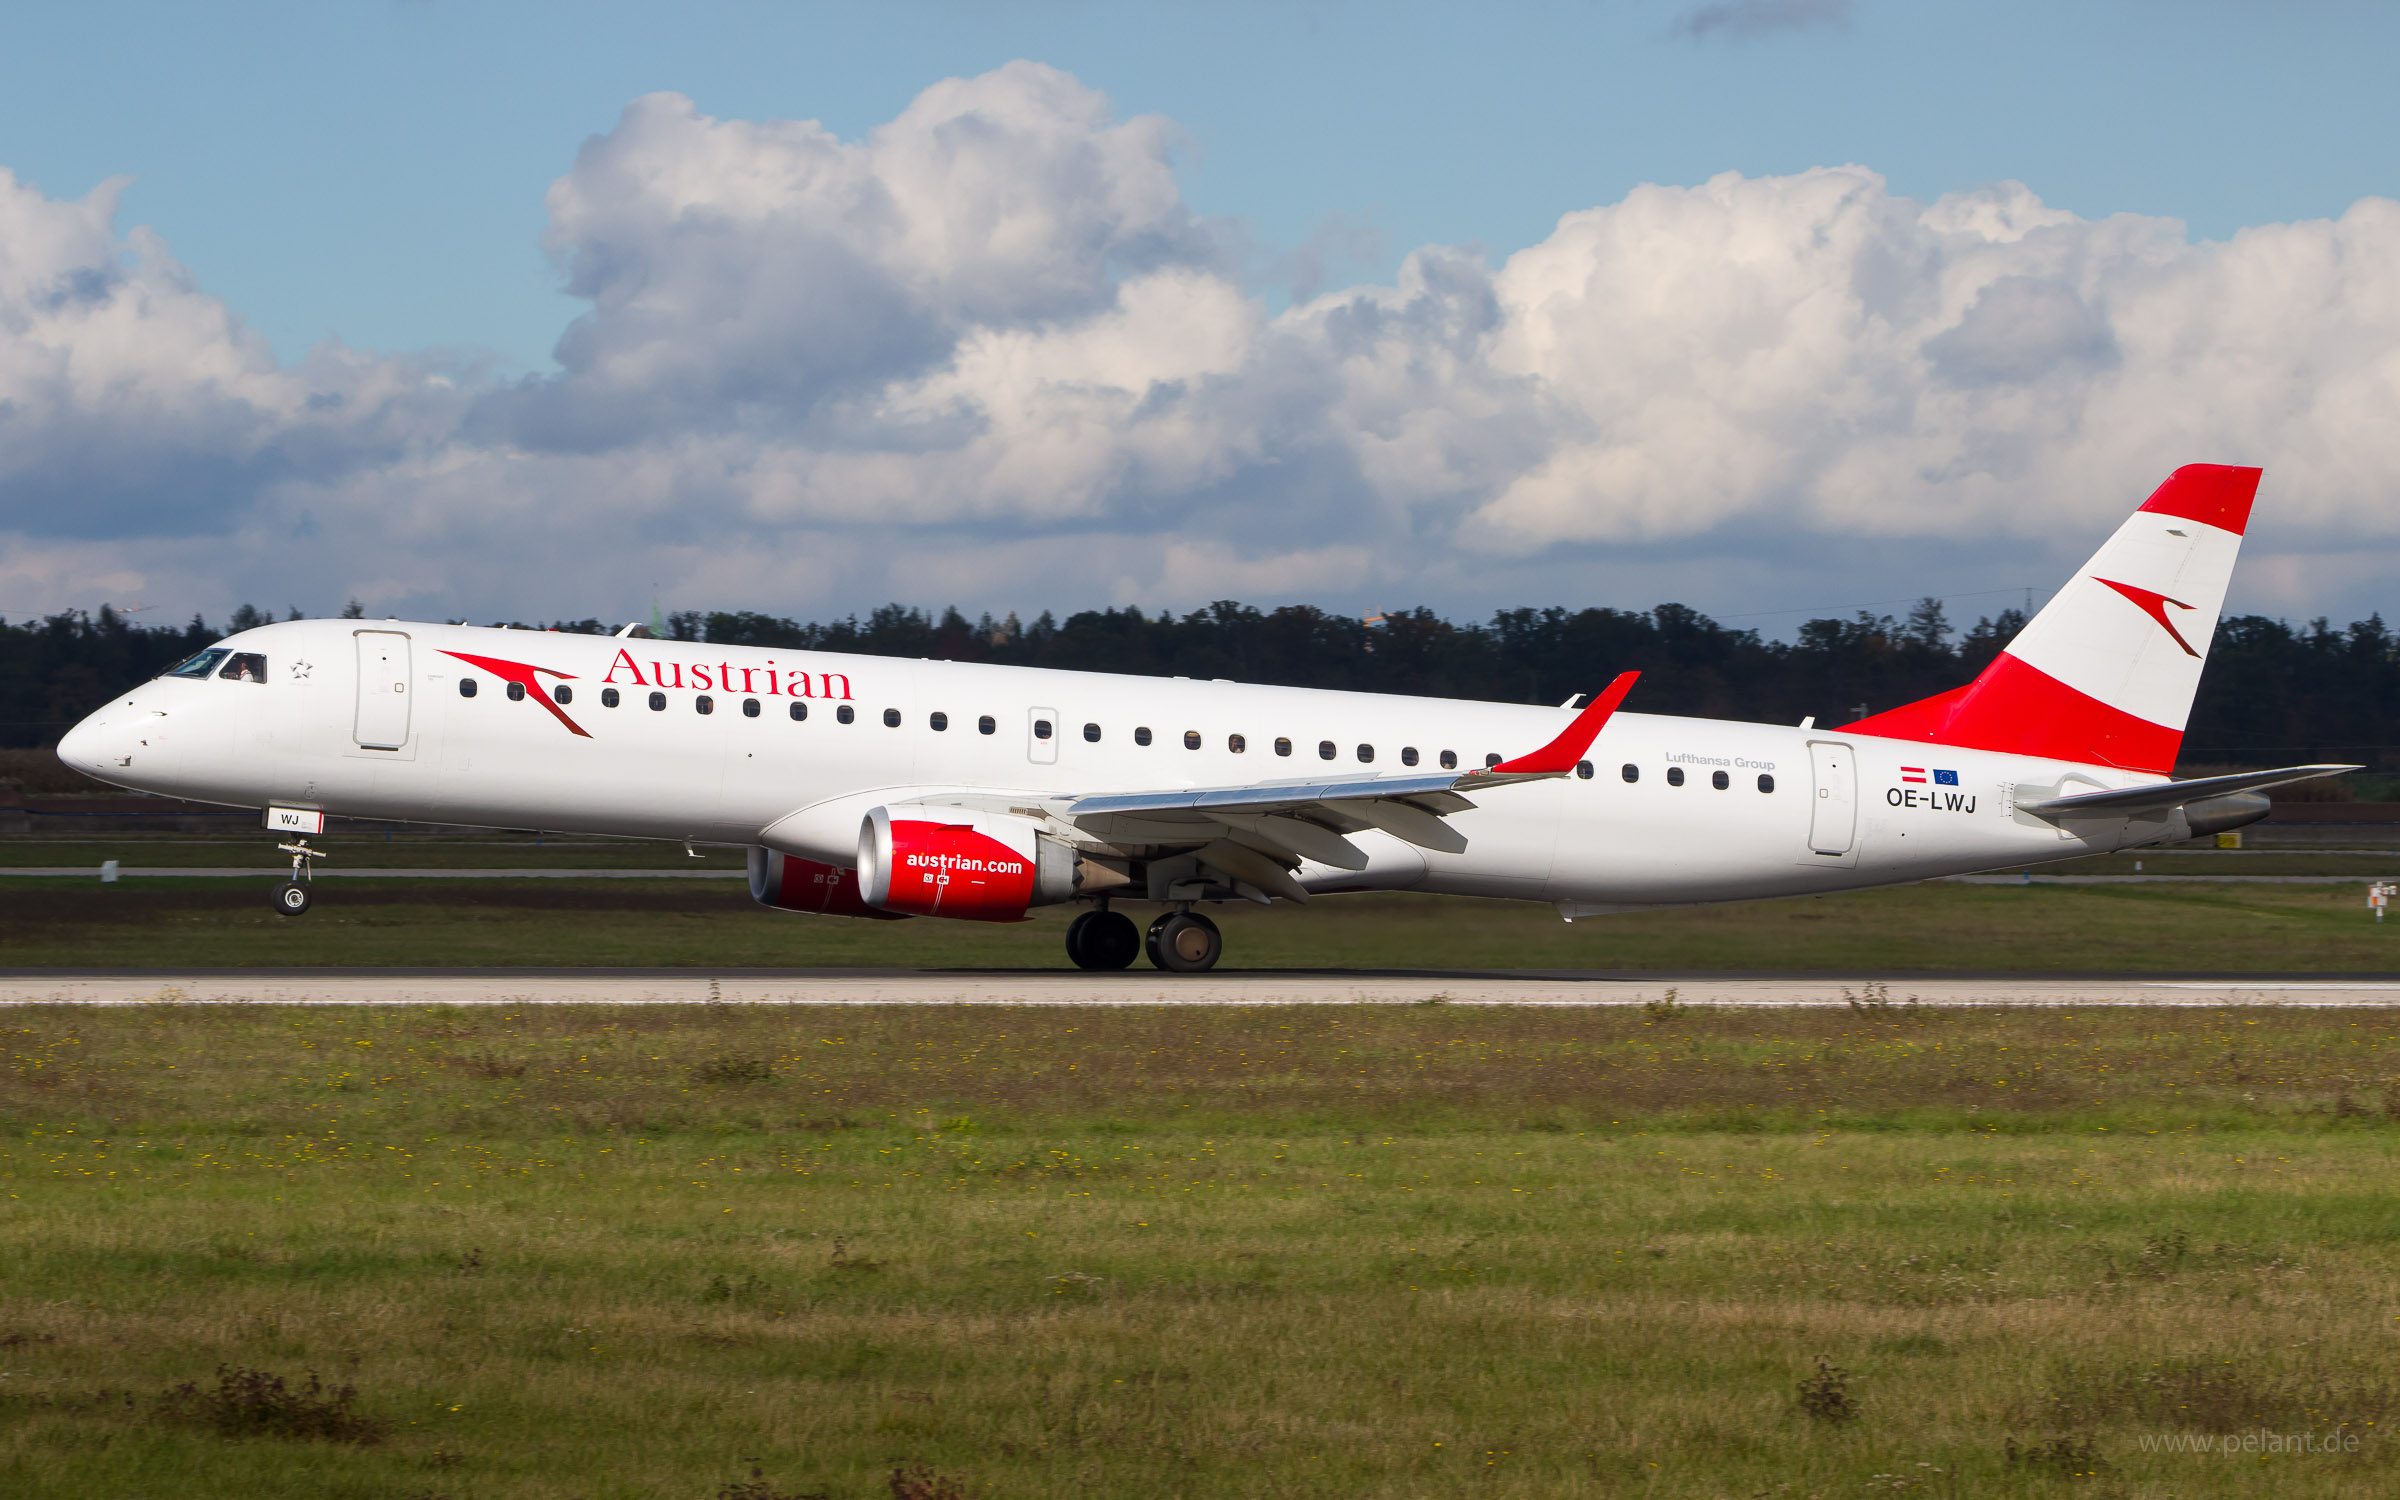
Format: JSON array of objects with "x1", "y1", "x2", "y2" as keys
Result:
[{"x1": 1932, "y1": 769, "x2": 1960, "y2": 786}]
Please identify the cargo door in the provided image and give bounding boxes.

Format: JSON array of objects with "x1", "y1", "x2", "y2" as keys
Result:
[
  {"x1": 353, "y1": 631, "x2": 412, "y2": 750},
  {"x1": 1806, "y1": 739, "x2": 1856, "y2": 856}
]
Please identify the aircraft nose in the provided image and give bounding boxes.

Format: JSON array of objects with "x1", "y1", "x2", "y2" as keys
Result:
[{"x1": 56, "y1": 708, "x2": 135, "y2": 779}]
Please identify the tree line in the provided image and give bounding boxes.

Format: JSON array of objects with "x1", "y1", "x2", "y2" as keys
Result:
[{"x1": 4, "y1": 597, "x2": 2394, "y2": 769}]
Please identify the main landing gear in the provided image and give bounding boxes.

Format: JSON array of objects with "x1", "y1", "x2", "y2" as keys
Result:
[
  {"x1": 1064, "y1": 908, "x2": 1140, "y2": 970},
  {"x1": 271, "y1": 839, "x2": 325, "y2": 917},
  {"x1": 1063, "y1": 906, "x2": 1223, "y2": 973},
  {"x1": 1146, "y1": 911, "x2": 1222, "y2": 973}
]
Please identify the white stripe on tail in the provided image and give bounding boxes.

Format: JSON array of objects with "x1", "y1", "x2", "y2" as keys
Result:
[{"x1": 1842, "y1": 464, "x2": 2258, "y2": 773}]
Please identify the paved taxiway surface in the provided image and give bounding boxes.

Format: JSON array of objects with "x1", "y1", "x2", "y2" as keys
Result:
[{"x1": 6, "y1": 970, "x2": 2400, "y2": 1007}]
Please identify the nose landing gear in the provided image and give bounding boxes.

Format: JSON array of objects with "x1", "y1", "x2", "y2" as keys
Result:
[{"x1": 272, "y1": 839, "x2": 325, "y2": 917}]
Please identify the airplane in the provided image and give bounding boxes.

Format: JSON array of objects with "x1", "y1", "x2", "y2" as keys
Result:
[{"x1": 55, "y1": 464, "x2": 2352, "y2": 973}]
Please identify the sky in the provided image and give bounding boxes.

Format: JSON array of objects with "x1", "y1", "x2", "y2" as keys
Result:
[{"x1": 3, "y1": 0, "x2": 2399, "y2": 637}]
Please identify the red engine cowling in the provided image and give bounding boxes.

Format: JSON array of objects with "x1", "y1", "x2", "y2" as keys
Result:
[
  {"x1": 748, "y1": 845, "x2": 911, "y2": 920},
  {"x1": 857, "y1": 805, "x2": 1074, "y2": 921}
]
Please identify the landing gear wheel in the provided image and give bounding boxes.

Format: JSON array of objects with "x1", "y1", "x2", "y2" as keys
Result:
[
  {"x1": 272, "y1": 881, "x2": 312, "y2": 917},
  {"x1": 1066, "y1": 909, "x2": 1140, "y2": 971},
  {"x1": 1144, "y1": 911, "x2": 1222, "y2": 973}
]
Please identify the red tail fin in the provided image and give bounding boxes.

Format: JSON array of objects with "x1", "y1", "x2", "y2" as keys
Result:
[{"x1": 1839, "y1": 464, "x2": 2258, "y2": 773}]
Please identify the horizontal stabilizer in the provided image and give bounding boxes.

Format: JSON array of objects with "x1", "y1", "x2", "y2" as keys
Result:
[{"x1": 2019, "y1": 764, "x2": 2358, "y2": 818}]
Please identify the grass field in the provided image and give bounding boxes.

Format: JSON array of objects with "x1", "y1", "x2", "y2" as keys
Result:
[
  {"x1": 4, "y1": 1002, "x2": 2399, "y2": 1498},
  {"x1": 5, "y1": 875, "x2": 2400, "y2": 972}
]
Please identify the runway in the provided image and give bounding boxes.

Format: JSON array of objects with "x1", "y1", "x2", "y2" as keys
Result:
[{"x1": 6, "y1": 969, "x2": 2400, "y2": 1007}]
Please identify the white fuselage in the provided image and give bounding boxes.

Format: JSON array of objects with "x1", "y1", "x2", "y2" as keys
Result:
[{"x1": 58, "y1": 619, "x2": 2160, "y2": 913}]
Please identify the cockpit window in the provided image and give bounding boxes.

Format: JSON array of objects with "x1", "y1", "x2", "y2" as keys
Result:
[
  {"x1": 218, "y1": 652, "x2": 268, "y2": 684},
  {"x1": 162, "y1": 649, "x2": 229, "y2": 680}
]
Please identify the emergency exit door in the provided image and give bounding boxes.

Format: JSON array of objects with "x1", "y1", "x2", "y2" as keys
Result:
[
  {"x1": 1807, "y1": 740, "x2": 1856, "y2": 856},
  {"x1": 353, "y1": 631, "x2": 412, "y2": 749}
]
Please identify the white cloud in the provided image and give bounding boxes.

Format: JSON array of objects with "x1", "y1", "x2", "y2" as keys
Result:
[
  {"x1": 7, "y1": 63, "x2": 2400, "y2": 632},
  {"x1": 1671, "y1": 0, "x2": 1854, "y2": 42}
]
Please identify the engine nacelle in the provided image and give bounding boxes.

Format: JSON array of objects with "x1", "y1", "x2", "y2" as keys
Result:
[
  {"x1": 748, "y1": 845, "x2": 911, "y2": 920},
  {"x1": 857, "y1": 804, "x2": 1078, "y2": 921}
]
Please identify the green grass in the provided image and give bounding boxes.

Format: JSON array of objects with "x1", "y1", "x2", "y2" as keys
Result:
[
  {"x1": 6, "y1": 876, "x2": 2400, "y2": 971},
  {"x1": 4, "y1": 1003, "x2": 2399, "y2": 1497}
]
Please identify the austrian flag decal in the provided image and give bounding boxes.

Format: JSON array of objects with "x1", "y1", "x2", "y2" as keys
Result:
[{"x1": 1899, "y1": 767, "x2": 1960, "y2": 785}]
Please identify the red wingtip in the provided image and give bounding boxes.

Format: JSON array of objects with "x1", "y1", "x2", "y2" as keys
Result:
[
  {"x1": 2138, "y1": 464, "x2": 2261, "y2": 536},
  {"x1": 1488, "y1": 670, "x2": 1640, "y2": 776}
]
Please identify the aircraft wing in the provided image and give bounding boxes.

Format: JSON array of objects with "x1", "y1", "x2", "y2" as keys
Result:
[
  {"x1": 1044, "y1": 672, "x2": 1639, "y2": 899},
  {"x1": 2018, "y1": 763, "x2": 2358, "y2": 818}
]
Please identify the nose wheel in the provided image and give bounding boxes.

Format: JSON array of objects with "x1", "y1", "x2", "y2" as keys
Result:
[{"x1": 271, "y1": 838, "x2": 326, "y2": 917}]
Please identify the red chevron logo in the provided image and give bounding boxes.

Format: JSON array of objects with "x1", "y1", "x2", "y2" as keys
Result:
[
  {"x1": 2095, "y1": 578, "x2": 2200, "y2": 658},
  {"x1": 439, "y1": 650, "x2": 591, "y2": 737}
]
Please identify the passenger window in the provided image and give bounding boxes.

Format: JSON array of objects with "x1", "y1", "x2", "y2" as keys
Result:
[
  {"x1": 218, "y1": 652, "x2": 268, "y2": 683},
  {"x1": 1711, "y1": 769, "x2": 1729, "y2": 790},
  {"x1": 1485, "y1": 753, "x2": 1502, "y2": 768},
  {"x1": 507, "y1": 681, "x2": 527, "y2": 702},
  {"x1": 1318, "y1": 741, "x2": 1336, "y2": 760},
  {"x1": 1667, "y1": 766, "x2": 1685, "y2": 786},
  {"x1": 1274, "y1": 737, "x2": 1292, "y2": 757},
  {"x1": 649, "y1": 692, "x2": 667, "y2": 711},
  {"x1": 1032, "y1": 717, "x2": 1051, "y2": 739},
  {"x1": 1401, "y1": 747, "x2": 1419, "y2": 767},
  {"x1": 696, "y1": 695, "x2": 715, "y2": 715},
  {"x1": 1135, "y1": 726, "x2": 1152, "y2": 746},
  {"x1": 555, "y1": 685, "x2": 574, "y2": 705},
  {"x1": 1757, "y1": 773, "x2": 1775, "y2": 793},
  {"x1": 602, "y1": 687, "x2": 620, "y2": 708},
  {"x1": 1084, "y1": 723, "x2": 1101, "y2": 742},
  {"x1": 1229, "y1": 734, "x2": 1246, "y2": 753},
  {"x1": 1356, "y1": 744, "x2": 1374, "y2": 764},
  {"x1": 742, "y1": 698, "x2": 760, "y2": 718},
  {"x1": 789, "y1": 702, "x2": 808, "y2": 721},
  {"x1": 1621, "y1": 763, "x2": 1638, "y2": 783},
  {"x1": 163, "y1": 649, "x2": 230, "y2": 680},
  {"x1": 929, "y1": 712, "x2": 948, "y2": 731},
  {"x1": 837, "y1": 705, "x2": 856, "y2": 724},
  {"x1": 883, "y1": 708, "x2": 901, "y2": 727},
  {"x1": 977, "y1": 714, "x2": 994, "y2": 734},
  {"x1": 1440, "y1": 750, "x2": 1457, "y2": 770},
  {"x1": 1183, "y1": 730, "x2": 1201, "y2": 750},
  {"x1": 459, "y1": 678, "x2": 478, "y2": 698},
  {"x1": 1577, "y1": 761, "x2": 1594, "y2": 780}
]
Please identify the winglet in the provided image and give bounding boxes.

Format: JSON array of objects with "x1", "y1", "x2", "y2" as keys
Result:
[{"x1": 1481, "y1": 670, "x2": 1639, "y2": 777}]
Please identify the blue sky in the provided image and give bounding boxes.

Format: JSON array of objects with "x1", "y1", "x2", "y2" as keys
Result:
[
  {"x1": 3, "y1": 1, "x2": 2399, "y2": 632},
  {"x1": 9, "y1": 0, "x2": 2392, "y2": 371}
]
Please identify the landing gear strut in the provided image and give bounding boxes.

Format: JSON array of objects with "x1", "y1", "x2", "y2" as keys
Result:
[
  {"x1": 1145, "y1": 910, "x2": 1222, "y2": 973},
  {"x1": 1065, "y1": 907, "x2": 1140, "y2": 970},
  {"x1": 272, "y1": 839, "x2": 325, "y2": 917}
]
